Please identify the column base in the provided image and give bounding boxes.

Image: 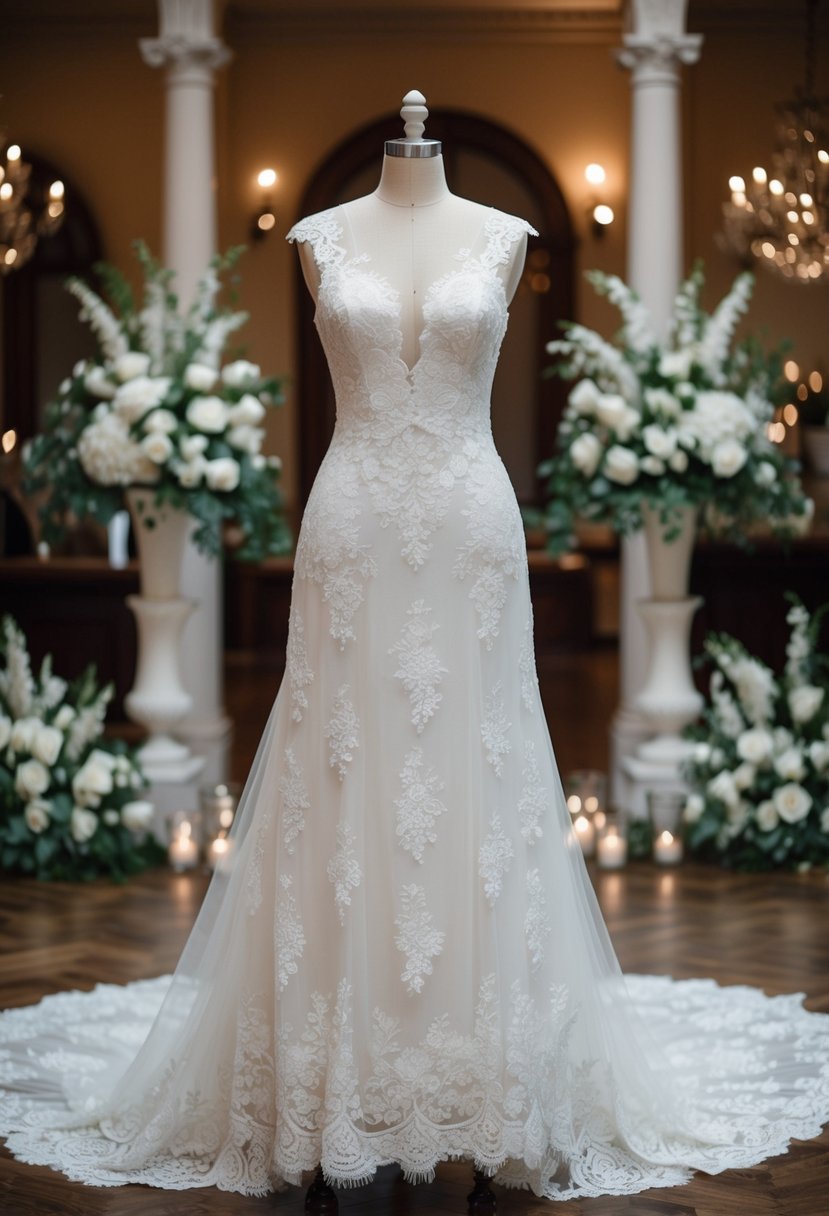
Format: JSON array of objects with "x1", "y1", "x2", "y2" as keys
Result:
[{"x1": 622, "y1": 752, "x2": 689, "y2": 820}]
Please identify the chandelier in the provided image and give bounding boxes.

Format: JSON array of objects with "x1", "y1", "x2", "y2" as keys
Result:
[
  {"x1": 0, "y1": 139, "x2": 65, "y2": 274},
  {"x1": 721, "y1": 0, "x2": 828, "y2": 284}
]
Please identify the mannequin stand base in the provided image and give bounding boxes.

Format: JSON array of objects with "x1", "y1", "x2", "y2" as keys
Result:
[
  {"x1": 467, "y1": 1169, "x2": 497, "y2": 1214},
  {"x1": 305, "y1": 1168, "x2": 338, "y2": 1214}
]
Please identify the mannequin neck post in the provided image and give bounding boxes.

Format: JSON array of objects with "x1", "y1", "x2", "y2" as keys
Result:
[{"x1": 374, "y1": 152, "x2": 451, "y2": 207}]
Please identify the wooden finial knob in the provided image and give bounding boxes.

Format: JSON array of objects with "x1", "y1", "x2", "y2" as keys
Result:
[{"x1": 401, "y1": 90, "x2": 428, "y2": 142}]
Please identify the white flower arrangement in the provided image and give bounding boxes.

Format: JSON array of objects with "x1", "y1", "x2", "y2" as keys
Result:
[
  {"x1": 0, "y1": 616, "x2": 163, "y2": 881},
  {"x1": 24, "y1": 243, "x2": 291, "y2": 561},
  {"x1": 538, "y1": 264, "x2": 811, "y2": 553},
  {"x1": 683, "y1": 597, "x2": 829, "y2": 870}
]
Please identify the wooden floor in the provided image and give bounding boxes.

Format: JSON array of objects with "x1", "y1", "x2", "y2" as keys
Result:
[{"x1": 1, "y1": 652, "x2": 828, "y2": 1214}]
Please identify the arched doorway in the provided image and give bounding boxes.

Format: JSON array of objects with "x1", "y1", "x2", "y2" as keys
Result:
[{"x1": 293, "y1": 109, "x2": 576, "y2": 507}]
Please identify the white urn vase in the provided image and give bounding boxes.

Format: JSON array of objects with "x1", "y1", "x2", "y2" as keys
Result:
[
  {"x1": 125, "y1": 489, "x2": 205, "y2": 782},
  {"x1": 633, "y1": 503, "x2": 703, "y2": 764}
]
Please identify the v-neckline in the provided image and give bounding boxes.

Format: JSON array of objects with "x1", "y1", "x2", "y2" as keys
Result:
[{"x1": 333, "y1": 204, "x2": 494, "y2": 381}]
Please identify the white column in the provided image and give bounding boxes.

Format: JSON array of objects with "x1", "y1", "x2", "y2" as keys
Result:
[
  {"x1": 141, "y1": 0, "x2": 233, "y2": 786},
  {"x1": 610, "y1": 0, "x2": 702, "y2": 811}
]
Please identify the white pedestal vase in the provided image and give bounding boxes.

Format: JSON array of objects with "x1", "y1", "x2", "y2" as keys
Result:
[
  {"x1": 623, "y1": 504, "x2": 703, "y2": 816},
  {"x1": 125, "y1": 489, "x2": 205, "y2": 783}
]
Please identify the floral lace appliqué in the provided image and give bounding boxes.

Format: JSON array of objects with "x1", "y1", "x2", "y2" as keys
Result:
[
  {"x1": 481, "y1": 682, "x2": 512, "y2": 777},
  {"x1": 286, "y1": 611, "x2": 314, "y2": 723},
  {"x1": 394, "y1": 884, "x2": 445, "y2": 994},
  {"x1": 389, "y1": 600, "x2": 448, "y2": 734},
  {"x1": 278, "y1": 746, "x2": 309, "y2": 854},
  {"x1": 326, "y1": 685, "x2": 360, "y2": 780},
  {"x1": 478, "y1": 812, "x2": 515, "y2": 905},
  {"x1": 327, "y1": 821, "x2": 362, "y2": 925},
  {"x1": 275, "y1": 875, "x2": 305, "y2": 992},
  {"x1": 524, "y1": 868, "x2": 553, "y2": 971},
  {"x1": 518, "y1": 741, "x2": 545, "y2": 845},
  {"x1": 519, "y1": 615, "x2": 539, "y2": 713},
  {"x1": 394, "y1": 747, "x2": 447, "y2": 862}
]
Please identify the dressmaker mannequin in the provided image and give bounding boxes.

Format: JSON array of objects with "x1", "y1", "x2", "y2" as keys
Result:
[
  {"x1": 296, "y1": 90, "x2": 527, "y2": 374},
  {"x1": 301, "y1": 95, "x2": 507, "y2": 1216}
]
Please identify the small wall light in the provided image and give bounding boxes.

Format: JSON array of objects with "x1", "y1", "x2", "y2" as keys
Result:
[
  {"x1": 584, "y1": 164, "x2": 614, "y2": 238},
  {"x1": 252, "y1": 167, "x2": 278, "y2": 240}
]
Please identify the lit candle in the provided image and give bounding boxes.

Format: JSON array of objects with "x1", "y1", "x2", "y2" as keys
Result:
[
  {"x1": 653, "y1": 829, "x2": 683, "y2": 866},
  {"x1": 206, "y1": 833, "x2": 232, "y2": 871},
  {"x1": 597, "y1": 828, "x2": 628, "y2": 870},
  {"x1": 168, "y1": 820, "x2": 199, "y2": 871},
  {"x1": 573, "y1": 813, "x2": 596, "y2": 857}
]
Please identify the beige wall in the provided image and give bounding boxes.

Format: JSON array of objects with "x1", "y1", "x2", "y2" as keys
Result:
[{"x1": 2, "y1": 6, "x2": 825, "y2": 511}]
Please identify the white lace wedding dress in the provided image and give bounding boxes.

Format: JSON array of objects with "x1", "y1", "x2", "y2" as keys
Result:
[{"x1": 1, "y1": 207, "x2": 828, "y2": 1201}]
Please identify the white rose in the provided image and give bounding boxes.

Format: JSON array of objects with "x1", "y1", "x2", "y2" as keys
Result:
[
  {"x1": 604, "y1": 446, "x2": 640, "y2": 485},
  {"x1": 31, "y1": 725, "x2": 63, "y2": 767},
  {"x1": 0, "y1": 714, "x2": 11, "y2": 749},
  {"x1": 186, "y1": 395, "x2": 229, "y2": 433},
  {"x1": 737, "y1": 728, "x2": 773, "y2": 765},
  {"x1": 733, "y1": 761, "x2": 756, "y2": 791},
  {"x1": 669, "y1": 449, "x2": 689, "y2": 473},
  {"x1": 204, "y1": 456, "x2": 241, "y2": 492},
  {"x1": 141, "y1": 432, "x2": 173, "y2": 465},
  {"x1": 180, "y1": 434, "x2": 209, "y2": 461},
  {"x1": 59, "y1": 377, "x2": 72, "y2": 394},
  {"x1": 176, "y1": 457, "x2": 206, "y2": 488},
  {"x1": 15, "y1": 758, "x2": 50, "y2": 800},
  {"x1": 54, "y1": 705, "x2": 75, "y2": 730},
  {"x1": 757, "y1": 461, "x2": 777, "y2": 486},
  {"x1": 143, "y1": 408, "x2": 178, "y2": 435},
  {"x1": 227, "y1": 424, "x2": 264, "y2": 456},
  {"x1": 640, "y1": 455, "x2": 665, "y2": 476},
  {"x1": 570, "y1": 432, "x2": 602, "y2": 477},
  {"x1": 642, "y1": 425, "x2": 677, "y2": 460},
  {"x1": 597, "y1": 395, "x2": 639, "y2": 439},
  {"x1": 72, "y1": 755, "x2": 114, "y2": 808},
  {"x1": 103, "y1": 809, "x2": 121, "y2": 826},
  {"x1": 756, "y1": 800, "x2": 779, "y2": 832},
  {"x1": 24, "y1": 798, "x2": 51, "y2": 834},
  {"x1": 774, "y1": 746, "x2": 806, "y2": 782},
  {"x1": 707, "y1": 769, "x2": 740, "y2": 809},
  {"x1": 644, "y1": 388, "x2": 681, "y2": 418},
  {"x1": 221, "y1": 359, "x2": 261, "y2": 387},
  {"x1": 808, "y1": 740, "x2": 829, "y2": 772},
  {"x1": 772, "y1": 782, "x2": 812, "y2": 824},
  {"x1": 267, "y1": 455, "x2": 282, "y2": 471},
  {"x1": 821, "y1": 807, "x2": 829, "y2": 833},
  {"x1": 121, "y1": 800, "x2": 155, "y2": 831},
  {"x1": 726, "y1": 801, "x2": 749, "y2": 830},
  {"x1": 10, "y1": 716, "x2": 40, "y2": 753},
  {"x1": 184, "y1": 362, "x2": 218, "y2": 392},
  {"x1": 788, "y1": 684, "x2": 824, "y2": 724},
  {"x1": 84, "y1": 366, "x2": 116, "y2": 399},
  {"x1": 113, "y1": 376, "x2": 171, "y2": 423},
  {"x1": 228, "y1": 393, "x2": 266, "y2": 426},
  {"x1": 711, "y1": 438, "x2": 748, "y2": 478},
  {"x1": 659, "y1": 349, "x2": 693, "y2": 380},
  {"x1": 693, "y1": 742, "x2": 711, "y2": 765},
  {"x1": 774, "y1": 727, "x2": 794, "y2": 751},
  {"x1": 683, "y1": 793, "x2": 704, "y2": 823},
  {"x1": 70, "y1": 806, "x2": 98, "y2": 843},
  {"x1": 114, "y1": 351, "x2": 151, "y2": 382},
  {"x1": 251, "y1": 453, "x2": 267, "y2": 471},
  {"x1": 567, "y1": 379, "x2": 602, "y2": 416}
]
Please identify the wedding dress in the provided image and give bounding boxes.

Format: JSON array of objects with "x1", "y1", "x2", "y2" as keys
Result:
[{"x1": 1, "y1": 205, "x2": 828, "y2": 1203}]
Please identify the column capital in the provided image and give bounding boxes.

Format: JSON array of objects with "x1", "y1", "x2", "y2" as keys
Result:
[
  {"x1": 140, "y1": 33, "x2": 231, "y2": 75},
  {"x1": 615, "y1": 31, "x2": 702, "y2": 84}
]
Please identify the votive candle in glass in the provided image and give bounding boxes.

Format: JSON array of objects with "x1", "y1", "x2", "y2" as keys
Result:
[
  {"x1": 653, "y1": 829, "x2": 684, "y2": 866},
  {"x1": 167, "y1": 812, "x2": 200, "y2": 871},
  {"x1": 596, "y1": 820, "x2": 628, "y2": 870}
]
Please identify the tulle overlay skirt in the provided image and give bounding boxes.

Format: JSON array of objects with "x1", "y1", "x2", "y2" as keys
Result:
[{"x1": 2, "y1": 441, "x2": 829, "y2": 1199}]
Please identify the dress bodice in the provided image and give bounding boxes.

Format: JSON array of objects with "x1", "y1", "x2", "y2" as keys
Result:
[{"x1": 287, "y1": 207, "x2": 537, "y2": 448}]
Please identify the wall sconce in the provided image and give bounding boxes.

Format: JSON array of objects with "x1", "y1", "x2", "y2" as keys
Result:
[
  {"x1": 584, "y1": 163, "x2": 614, "y2": 238},
  {"x1": 251, "y1": 167, "x2": 278, "y2": 241}
]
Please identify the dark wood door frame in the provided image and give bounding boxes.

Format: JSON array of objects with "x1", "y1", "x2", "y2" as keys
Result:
[{"x1": 292, "y1": 109, "x2": 576, "y2": 505}]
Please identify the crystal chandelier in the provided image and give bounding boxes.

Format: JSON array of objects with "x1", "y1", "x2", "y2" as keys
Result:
[
  {"x1": 0, "y1": 138, "x2": 65, "y2": 274},
  {"x1": 720, "y1": 0, "x2": 828, "y2": 284}
]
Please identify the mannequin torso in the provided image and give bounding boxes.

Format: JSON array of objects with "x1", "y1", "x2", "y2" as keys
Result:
[{"x1": 295, "y1": 153, "x2": 528, "y2": 372}]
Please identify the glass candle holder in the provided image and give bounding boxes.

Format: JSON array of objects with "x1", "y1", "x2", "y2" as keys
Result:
[
  {"x1": 566, "y1": 770, "x2": 607, "y2": 857},
  {"x1": 205, "y1": 830, "x2": 233, "y2": 872},
  {"x1": 200, "y1": 782, "x2": 241, "y2": 837},
  {"x1": 647, "y1": 790, "x2": 685, "y2": 866},
  {"x1": 167, "y1": 810, "x2": 201, "y2": 872},
  {"x1": 596, "y1": 815, "x2": 628, "y2": 870}
]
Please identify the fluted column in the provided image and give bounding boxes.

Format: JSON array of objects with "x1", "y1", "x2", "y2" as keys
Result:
[
  {"x1": 610, "y1": 0, "x2": 702, "y2": 811},
  {"x1": 141, "y1": 0, "x2": 232, "y2": 778}
]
